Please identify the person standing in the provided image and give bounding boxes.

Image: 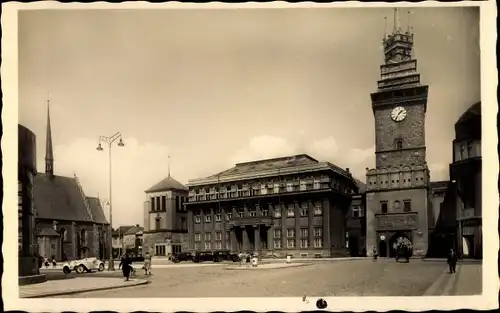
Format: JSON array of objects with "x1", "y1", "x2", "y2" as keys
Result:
[
  {"x1": 119, "y1": 253, "x2": 133, "y2": 281},
  {"x1": 447, "y1": 248, "x2": 458, "y2": 273},
  {"x1": 144, "y1": 252, "x2": 152, "y2": 276}
]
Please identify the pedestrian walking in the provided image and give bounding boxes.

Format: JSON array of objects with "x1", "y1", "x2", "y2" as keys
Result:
[
  {"x1": 144, "y1": 252, "x2": 152, "y2": 276},
  {"x1": 51, "y1": 255, "x2": 57, "y2": 268},
  {"x1": 372, "y1": 246, "x2": 378, "y2": 261},
  {"x1": 44, "y1": 257, "x2": 50, "y2": 268},
  {"x1": 447, "y1": 248, "x2": 458, "y2": 274},
  {"x1": 119, "y1": 253, "x2": 133, "y2": 281}
]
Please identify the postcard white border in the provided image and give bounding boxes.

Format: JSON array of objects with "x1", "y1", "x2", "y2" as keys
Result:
[{"x1": 2, "y1": 1, "x2": 498, "y2": 312}]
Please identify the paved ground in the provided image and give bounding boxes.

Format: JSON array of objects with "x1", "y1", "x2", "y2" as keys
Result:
[
  {"x1": 52, "y1": 259, "x2": 482, "y2": 298},
  {"x1": 20, "y1": 277, "x2": 148, "y2": 298},
  {"x1": 424, "y1": 262, "x2": 482, "y2": 296},
  {"x1": 226, "y1": 263, "x2": 310, "y2": 270}
]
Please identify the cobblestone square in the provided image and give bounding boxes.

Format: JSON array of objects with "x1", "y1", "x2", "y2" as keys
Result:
[{"x1": 53, "y1": 259, "x2": 482, "y2": 298}]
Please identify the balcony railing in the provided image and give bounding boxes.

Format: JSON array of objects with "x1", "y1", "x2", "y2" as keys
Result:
[{"x1": 188, "y1": 180, "x2": 335, "y2": 203}]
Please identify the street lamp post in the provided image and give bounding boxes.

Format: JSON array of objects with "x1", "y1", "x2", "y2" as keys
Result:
[{"x1": 97, "y1": 132, "x2": 125, "y2": 271}]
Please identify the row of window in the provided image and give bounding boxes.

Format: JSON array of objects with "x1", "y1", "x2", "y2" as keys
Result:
[
  {"x1": 193, "y1": 228, "x2": 323, "y2": 243},
  {"x1": 274, "y1": 238, "x2": 323, "y2": 249},
  {"x1": 194, "y1": 241, "x2": 229, "y2": 250},
  {"x1": 368, "y1": 176, "x2": 425, "y2": 186},
  {"x1": 150, "y1": 195, "x2": 187, "y2": 212},
  {"x1": 380, "y1": 200, "x2": 411, "y2": 213},
  {"x1": 194, "y1": 203, "x2": 323, "y2": 223}
]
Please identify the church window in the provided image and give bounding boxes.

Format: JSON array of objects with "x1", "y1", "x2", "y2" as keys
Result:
[
  {"x1": 403, "y1": 200, "x2": 412, "y2": 212},
  {"x1": 380, "y1": 201, "x2": 388, "y2": 213}
]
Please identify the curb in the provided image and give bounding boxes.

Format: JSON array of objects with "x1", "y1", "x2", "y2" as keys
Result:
[
  {"x1": 21, "y1": 279, "x2": 148, "y2": 298},
  {"x1": 225, "y1": 263, "x2": 311, "y2": 270}
]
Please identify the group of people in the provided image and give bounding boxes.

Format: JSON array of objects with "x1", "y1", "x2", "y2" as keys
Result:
[
  {"x1": 238, "y1": 252, "x2": 259, "y2": 267},
  {"x1": 38, "y1": 255, "x2": 57, "y2": 268},
  {"x1": 118, "y1": 252, "x2": 153, "y2": 281}
]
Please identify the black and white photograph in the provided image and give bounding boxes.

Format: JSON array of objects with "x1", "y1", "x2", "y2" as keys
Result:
[{"x1": 2, "y1": 1, "x2": 498, "y2": 312}]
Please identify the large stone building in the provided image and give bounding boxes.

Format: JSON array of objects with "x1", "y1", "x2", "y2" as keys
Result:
[
  {"x1": 142, "y1": 173, "x2": 189, "y2": 257},
  {"x1": 365, "y1": 9, "x2": 433, "y2": 257},
  {"x1": 451, "y1": 102, "x2": 482, "y2": 259},
  {"x1": 18, "y1": 124, "x2": 45, "y2": 284},
  {"x1": 33, "y1": 102, "x2": 110, "y2": 261},
  {"x1": 185, "y1": 154, "x2": 361, "y2": 258}
]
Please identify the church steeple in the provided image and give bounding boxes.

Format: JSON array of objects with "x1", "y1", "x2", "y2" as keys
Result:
[
  {"x1": 45, "y1": 98, "x2": 54, "y2": 177},
  {"x1": 383, "y1": 8, "x2": 414, "y2": 65}
]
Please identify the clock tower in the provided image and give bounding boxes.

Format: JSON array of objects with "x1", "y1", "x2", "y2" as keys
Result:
[{"x1": 365, "y1": 8, "x2": 431, "y2": 258}]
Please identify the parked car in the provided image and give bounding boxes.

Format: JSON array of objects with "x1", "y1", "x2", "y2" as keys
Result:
[
  {"x1": 62, "y1": 257, "x2": 105, "y2": 274},
  {"x1": 172, "y1": 252, "x2": 193, "y2": 263},
  {"x1": 192, "y1": 251, "x2": 215, "y2": 263},
  {"x1": 212, "y1": 250, "x2": 240, "y2": 262}
]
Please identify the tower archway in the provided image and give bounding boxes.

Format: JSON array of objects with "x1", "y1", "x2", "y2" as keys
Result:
[{"x1": 389, "y1": 231, "x2": 412, "y2": 258}]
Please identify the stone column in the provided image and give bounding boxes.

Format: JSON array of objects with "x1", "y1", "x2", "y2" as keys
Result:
[
  {"x1": 254, "y1": 226, "x2": 260, "y2": 251},
  {"x1": 255, "y1": 202, "x2": 261, "y2": 216},
  {"x1": 308, "y1": 200, "x2": 314, "y2": 247},
  {"x1": 243, "y1": 205, "x2": 248, "y2": 217},
  {"x1": 295, "y1": 201, "x2": 300, "y2": 249},
  {"x1": 267, "y1": 226, "x2": 274, "y2": 252},
  {"x1": 281, "y1": 203, "x2": 286, "y2": 249},
  {"x1": 230, "y1": 227, "x2": 237, "y2": 252},
  {"x1": 187, "y1": 210, "x2": 194, "y2": 250},
  {"x1": 242, "y1": 227, "x2": 249, "y2": 251}
]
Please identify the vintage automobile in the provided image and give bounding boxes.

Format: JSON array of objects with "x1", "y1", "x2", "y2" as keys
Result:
[
  {"x1": 172, "y1": 252, "x2": 193, "y2": 263},
  {"x1": 192, "y1": 251, "x2": 215, "y2": 263},
  {"x1": 62, "y1": 257, "x2": 106, "y2": 274}
]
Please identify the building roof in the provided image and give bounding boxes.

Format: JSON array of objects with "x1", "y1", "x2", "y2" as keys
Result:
[
  {"x1": 86, "y1": 197, "x2": 109, "y2": 224},
  {"x1": 431, "y1": 181, "x2": 450, "y2": 192},
  {"x1": 145, "y1": 175, "x2": 188, "y2": 193},
  {"x1": 352, "y1": 178, "x2": 366, "y2": 194},
  {"x1": 112, "y1": 225, "x2": 135, "y2": 236},
  {"x1": 34, "y1": 173, "x2": 94, "y2": 222},
  {"x1": 187, "y1": 154, "x2": 358, "y2": 189},
  {"x1": 123, "y1": 225, "x2": 144, "y2": 236},
  {"x1": 455, "y1": 102, "x2": 481, "y2": 126}
]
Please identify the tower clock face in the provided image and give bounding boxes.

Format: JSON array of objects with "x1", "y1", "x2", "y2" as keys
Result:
[{"x1": 391, "y1": 106, "x2": 407, "y2": 122}]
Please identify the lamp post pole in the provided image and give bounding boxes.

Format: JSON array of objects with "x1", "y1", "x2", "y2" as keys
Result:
[{"x1": 97, "y1": 132, "x2": 125, "y2": 271}]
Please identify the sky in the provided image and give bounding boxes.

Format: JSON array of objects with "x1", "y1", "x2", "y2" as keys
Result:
[{"x1": 18, "y1": 7, "x2": 480, "y2": 228}]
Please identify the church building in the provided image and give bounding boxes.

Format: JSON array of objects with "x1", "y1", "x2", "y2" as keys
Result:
[
  {"x1": 365, "y1": 9, "x2": 433, "y2": 257},
  {"x1": 34, "y1": 101, "x2": 111, "y2": 261}
]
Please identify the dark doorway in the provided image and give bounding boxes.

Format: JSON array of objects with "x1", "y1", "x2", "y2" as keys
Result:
[
  {"x1": 259, "y1": 227, "x2": 268, "y2": 250},
  {"x1": 349, "y1": 236, "x2": 359, "y2": 257},
  {"x1": 378, "y1": 240, "x2": 387, "y2": 257},
  {"x1": 234, "y1": 227, "x2": 243, "y2": 251},
  {"x1": 246, "y1": 226, "x2": 255, "y2": 251},
  {"x1": 389, "y1": 232, "x2": 412, "y2": 258}
]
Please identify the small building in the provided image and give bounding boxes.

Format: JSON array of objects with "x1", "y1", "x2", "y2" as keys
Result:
[
  {"x1": 450, "y1": 102, "x2": 482, "y2": 259},
  {"x1": 185, "y1": 154, "x2": 361, "y2": 258},
  {"x1": 123, "y1": 224, "x2": 144, "y2": 255},
  {"x1": 112, "y1": 225, "x2": 135, "y2": 257},
  {"x1": 142, "y1": 174, "x2": 189, "y2": 257},
  {"x1": 346, "y1": 178, "x2": 366, "y2": 257}
]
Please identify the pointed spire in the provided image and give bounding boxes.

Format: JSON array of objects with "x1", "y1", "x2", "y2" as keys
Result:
[
  {"x1": 393, "y1": 8, "x2": 401, "y2": 34},
  {"x1": 168, "y1": 155, "x2": 171, "y2": 177},
  {"x1": 45, "y1": 97, "x2": 54, "y2": 177},
  {"x1": 384, "y1": 16, "x2": 387, "y2": 39}
]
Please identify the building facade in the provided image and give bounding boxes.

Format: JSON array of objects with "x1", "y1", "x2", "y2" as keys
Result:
[
  {"x1": 451, "y1": 102, "x2": 482, "y2": 259},
  {"x1": 366, "y1": 9, "x2": 432, "y2": 258},
  {"x1": 33, "y1": 102, "x2": 110, "y2": 261},
  {"x1": 18, "y1": 124, "x2": 44, "y2": 283},
  {"x1": 185, "y1": 154, "x2": 361, "y2": 258},
  {"x1": 142, "y1": 175, "x2": 189, "y2": 257},
  {"x1": 346, "y1": 180, "x2": 366, "y2": 257}
]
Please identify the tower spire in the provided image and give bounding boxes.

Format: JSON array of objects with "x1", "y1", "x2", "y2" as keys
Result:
[
  {"x1": 168, "y1": 155, "x2": 171, "y2": 177},
  {"x1": 393, "y1": 8, "x2": 401, "y2": 34},
  {"x1": 384, "y1": 16, "x2": 387, "y2": 39},
  {"x1": 45, "y1": 97, "x2": 54, "y2": 177}
]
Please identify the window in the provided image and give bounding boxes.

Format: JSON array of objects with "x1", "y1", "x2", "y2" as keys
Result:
[
  {"x1": 204, "y1": 242, "x2": 211, "y2": 250},
  {"x1": 249, "y1": 208, "x2": 257, "y2": 217},
  {"x1": 286, "y1": 183, "x2": 293, "y2": 192},
  {"x1": 352, "y1": 206, "x2": 363, "y2": 218},
  {"x1": 156, "y1": 197, "x2": 161, "y2": 211},
  {"x1": 380, "y1": 201, "x2": 388, "y2": 213},
  {"x1": 238, "y1": 208, "x2": 245, "y2": 218},
  {"x1": 287, "y1": 239, "x2": 295, "y2": 248},
  {"x1": 162, "y1": 195, "x2": 167, "y2": 211},
  {"x1": 261, "y1": 208, "x2": 268, "y2": 216},
  {"x1": 260, "y1": 184, "x2": 267, "y2": 195},
  {"x1": 313, "y1": 179, "x2": 321, "y2": 189},
  {"x1": 313, "y1": 203, "x2": 322, "y2": 216},
  {"x1": 300, "y1": 228, "x2": 309, "y2": 237},
  {"x1": 274, "y1": 183, "x2": 280, "y2": 193},
  {"x1": 226, "y1": 212, "x2": 232, "y2": 221},
  {"x1": 205, "y1": 214, "x2": 212, "y2": 223},
  {"x1": 155, "y1": 244, "x2": 166, "y2": 256},
  {"x1": 300, "y1": 181, "x2": 307, "y2": 191},
  {"x1": 215, "y1": 232, "x2": 222, "y2": 240},
  {"x1": 313, "y1": 227, "x2": 322, "y2": 237},
  {"x1": 274, "y1": 207, "x2": 282, "y2": 218},
  {"x1": 394, "y1": 201, "x2": 401, "y2": 211},
  {"x1": 300, "y1": 239, "x2": 308, "y2": 248},
  {"x1": 287, "y1": 229, "x2": 295, "y2": 238},
  {"x1": 467, "y1": 141, "x2": 473, "y2": 158},
  {"x1": 194, "y1": 233, "x2": 201, "y2": 242},
  {"x1": 300, "y1": 205, "x2": 308, "y2": 217},
  {"x1": 403, "y1": 200, "x2": 411, "y2": 212},
  {"x1": 150, "y1": 198, "x2": 155, "y2": 211},
  {"x1": 204, "y1": 232, "x2": 212, "y2": 241},
  {"x1": 313, "y1": 238, "x2": 323, "y2": 248},
  {"x1": 274, "y1": 240, "x2": 282, "y2": 249},
  {"x1": 194, "y1": 242, "x2": 201, "y2": 250},
  {"x1": 155, "y1": 217, "x2": 161, "y2": 230},
  {"x1": 274, "y1": 229, "x2": 282, "y2": 239},
  {"x1": 287, "y1": 204, "x2": 295, "y2": 217},
  {"x1": 215, "y1": 208, "x2": 222, "y2": 222},
  {"x1": 396, "y1": 139, "x2": 403, "y2": 150},
  {"x1": 215, "y1": 241, "x2": 222, "y2": 250},
  {"x1": 195, "y1": 215, "x2": 201, "y2": 223}
]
